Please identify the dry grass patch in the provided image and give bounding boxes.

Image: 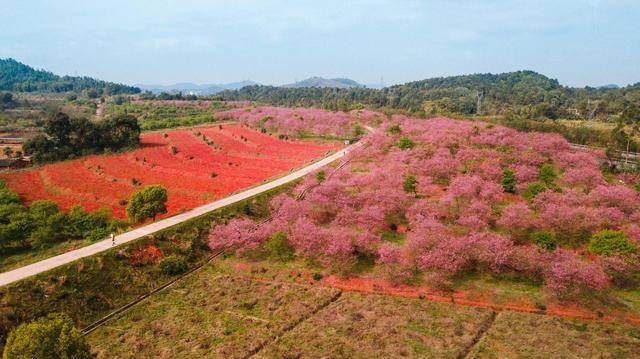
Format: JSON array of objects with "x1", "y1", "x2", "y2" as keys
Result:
[
  {"x1": 469, "y1": 310, "x2": 640, "y2": 358},
  {"x1": 87, "y1": 265, "x2": 339, "y2": 358},
  {"x1": 256, "y1": 291, "x2": 494, "y2": 358}
]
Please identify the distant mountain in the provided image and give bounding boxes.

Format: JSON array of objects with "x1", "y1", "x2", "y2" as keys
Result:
[
  {"x1": 597, "y1": 84, "x2": 620, "y2": 89},
  {"x1": 282, "y1": 77, "x2": 364, "y2": 89},
  {"x1": 0, "y1": 58, "x2": 139, "y2": 94},
  {"x1": 135, "y1": 80, "x2": 258, "y2": 95}
]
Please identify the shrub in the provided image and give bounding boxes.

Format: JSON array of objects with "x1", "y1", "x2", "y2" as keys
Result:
[
  {"x1": 501, "y1": 168, "x2": 516, "y2": 194},
  {"x1": 539, "y1": 164, "x2": 557, "y2": 187},
  {"x1": 588, "y1": 230, "x2": 636, "y2": 257},
  {"x1": 388, "y1": 124, "x2": 401, "y2": 134},
  {"x1": 403, "y1": 175, "x2": 418, "y2": 195},
  {"x1": 396, "y1": 137, "x2": 415, "y2": 150},
  {"x1": 159, "y1": 256, "x2": 188, "y2": 275},
  {"x1": 316, "y1": 170, "x2": 326, "y2": 184},
  {"x1": 265, "y1": 231, "x2": 294, "y2": 261},
  {"x1": 531, "y1": 231, "x2": 557, "y2": 250},
  {"x1": 3, "y1": 313, "x2": 91, "y2": 359},
  {"x1": 523, "y1": 181, "x2": 547, "y2": 200}
]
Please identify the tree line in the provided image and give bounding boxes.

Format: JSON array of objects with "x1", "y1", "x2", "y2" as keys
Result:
[
  {"x1": 0, "y1": 58, "x2": 139, "y2": 95},
  {"x1": 23, "y1": 112, "x2": 141, "y2": 163},
  {"x1": 216, "y1": 71, "x2": 640, "y2": 120}
]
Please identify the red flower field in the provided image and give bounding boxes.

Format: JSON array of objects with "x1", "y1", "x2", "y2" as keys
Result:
[{"x1": 3, "y1": 124, "x2": 339, "y2": 219}]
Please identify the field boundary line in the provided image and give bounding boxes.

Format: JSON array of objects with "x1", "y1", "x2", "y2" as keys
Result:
[
  {"x1": 459, "y1": 310, "x2": 498, "y2": 359},
  {"x1": 82, "y1": 250, "x2": 223, "y2": 335},
  {"x1": 244, "y1": 291, "x2": 343, "y2": 358}
]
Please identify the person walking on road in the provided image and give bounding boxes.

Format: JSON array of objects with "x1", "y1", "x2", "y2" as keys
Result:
[{"x1": 111, "y1": 233, "x2": 116, "y2": 246}]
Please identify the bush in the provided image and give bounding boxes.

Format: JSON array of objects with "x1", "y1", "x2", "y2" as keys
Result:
[
  {"x1": 315, "y1": 170, "x2": 326, "y2": 184},
  {"x1": 265, "y1": 231, "x2": 294, "y2": 261},
  {"x1": 3, "y1": 313, "x2": 91, "y2": 359},
  {"x1": 588, "y1": 230, "x2": 636, "y2": 257},
  {"x1": 539, "y1": 164, "x2": 558, "y2": 186},
  {"x1": 501, "y1": 168, "x2": 516, "y2": 194},
  {"x1": 159, "y1": 256, "x2": 188, "y2": 275},
  {"x1": 531, "y1": 231, "x2": 557, "y2": 250},
  {"x1": 403, "y1": 175, "x2": 418, "y2": 195},
  {"x1": 523, "y1": 181, "x2": 547, "y2": 200},
  {"x1": 396, "y1": 137, "x2": 415, "y2": 150},
  {"x1": 388, "y1": 124, "x2": 401, "y2": 134}
]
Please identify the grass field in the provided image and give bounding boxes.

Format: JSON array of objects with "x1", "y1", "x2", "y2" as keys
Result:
[
  {"x1": 470, "y1": 310, "x2": 640, "y2": 358},
  {"x1": 105, "y1": 100, "x2": 232, "y2": 130},
  {"x1": 85, "y1": 257, "x2": 640, "y2": 358},
  {"x1": 88, "y1": 267, "x2": 340, "y2": 358}
]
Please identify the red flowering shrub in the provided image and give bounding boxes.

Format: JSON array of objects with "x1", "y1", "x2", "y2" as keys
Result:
[
  {"x1": 0, "y1": 125, "x2": 337, "y2": 219},
  {"x1": 130, "y1": 244, "x2": 164, "y2": 266}
]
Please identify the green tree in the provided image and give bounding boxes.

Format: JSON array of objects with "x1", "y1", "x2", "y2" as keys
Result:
[
  {"x1": 3, "y1": 313, "x2": 91, "y2": 359},
  {"x1": 588, "y1": 230, "x2": 636, "y2": 257},
  {"x1": 396, "y1": 137, "x2": 415, "y2": 150},
  {"x1": 531, "y1": 231, "x2": 557, "y2": 251},
  {"x1": 388, "y1": 124, "x2": 401, "y2": 134},
  {"x1": 265, "y1": 231, "x2": 294, "y2": 261},
  {"x1": 44, "y1": 112, "x2": 72, "y2": 144},
  {"x1": 126, "y1": 185, "x2": 168, "y2": 223},
  {"x1": 538, "y1": 164, "x2": 557, "y2": 187},
  {"x1": 159, "y1": 256, "x2": 188, "y2": 275},
  {"x1": 501, "y1": 168, "x2": 516, "y2": 194},
  {"x1": 3, "y1": 146, "x2": 13, "y2": 159},
  {"x1": 403, "y1": 175, "x2": 418, "y2": 195},
  {"x1": 98, "y1": 114, "x2": 141, "y2": 150},
  {"x1": 316, "y1": 170, "x2": 326, "y2": 184},
  {"x1": 28, "y1": 200, "x2": 67, "y2": 249},
  {"x1": 0, "y1": 182, "x2": 21, "y2": 205},
  {"x1": 523, "y1": 182, "x2": 547, "y2": 200},
  {"x1": 353, "y1": 124, "x2": 365, "y2": 137}
]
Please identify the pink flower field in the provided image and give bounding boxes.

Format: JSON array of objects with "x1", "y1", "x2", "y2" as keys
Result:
[{"x1": 210, "y1": 114, "x2": 640, "y2": 297}]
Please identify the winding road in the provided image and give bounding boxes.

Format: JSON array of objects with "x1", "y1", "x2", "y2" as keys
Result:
[{"x1": 0, "y1": 142, "x2": 362, "y2": 287}]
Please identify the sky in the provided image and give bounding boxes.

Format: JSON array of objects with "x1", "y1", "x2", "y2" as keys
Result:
[{"x1": 1, "y1": 0, "x2": 639, "y2": 87}]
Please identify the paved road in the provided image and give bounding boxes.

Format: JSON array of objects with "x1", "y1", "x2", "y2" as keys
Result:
[{"x1": 0, "y1": 143, "x2": 361, "y2": 287}]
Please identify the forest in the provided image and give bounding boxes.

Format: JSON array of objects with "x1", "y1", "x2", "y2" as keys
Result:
[
  {"x1": 216, "y1": 71, "x2": 640, "y2": 120},
  {"x1": 0, "y1": 58, "x2": 139, "y2": 95}
]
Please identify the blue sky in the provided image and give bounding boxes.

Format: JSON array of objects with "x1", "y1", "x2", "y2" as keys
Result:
[{"x1": 1, "y1": 0, "x2": 639, "y2": 87}]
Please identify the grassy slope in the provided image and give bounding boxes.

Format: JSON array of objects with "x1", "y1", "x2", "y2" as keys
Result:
[
  {"x1": 470, "y1": 310, "x2": 640, "y2": 358},
  {"x1": 0, "y1": 182, "x2": 295, "y2": 351},
  {"x1": 88, "y1": 266, "x2": 340, "y2": 358},
  {"x1": 86, "y1": 257, "x2": 640, "y2": 358},
  {"x1": 104, "y1": 101, "x2": 232, "y2": 130}
]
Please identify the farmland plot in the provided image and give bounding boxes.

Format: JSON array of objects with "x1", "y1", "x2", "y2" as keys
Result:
[
  {"x1": 87, "y1": 266, "x2": 340, "y2": 358},
  {"x1": 0, "y1": 124, "x2": 338, "y2": 219}
]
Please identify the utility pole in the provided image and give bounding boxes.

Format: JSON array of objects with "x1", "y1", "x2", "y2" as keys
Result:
[
  {"x1": 476, "y1": 90, "x2": 484, "y2": 115},
  {"x1": 587, "y1": 100, "x2": 599, "y2": 121}
]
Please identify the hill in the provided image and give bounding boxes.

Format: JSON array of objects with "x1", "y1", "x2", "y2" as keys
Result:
[
  {"x1": 0, "y1": 58, "x2": 139, "y2": 94},
  {"x1": 135, "y1": 80, "x2": 257, "y2": 95},
  {"x1": 282, "y1": 76, "x2": 364, "y2": 89},
  {"x1": 217, "y1": 70, "x2": 640, "y2": 120}
]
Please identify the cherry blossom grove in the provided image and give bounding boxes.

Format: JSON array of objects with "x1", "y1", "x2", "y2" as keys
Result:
[{"x1": 209, "y1": 112, "x2": 640, "y2": 296}]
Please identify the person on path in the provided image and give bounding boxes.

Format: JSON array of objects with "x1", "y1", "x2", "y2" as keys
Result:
[{"x1": 111, "y1": 233, "x2": 116, "y2": 246}]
